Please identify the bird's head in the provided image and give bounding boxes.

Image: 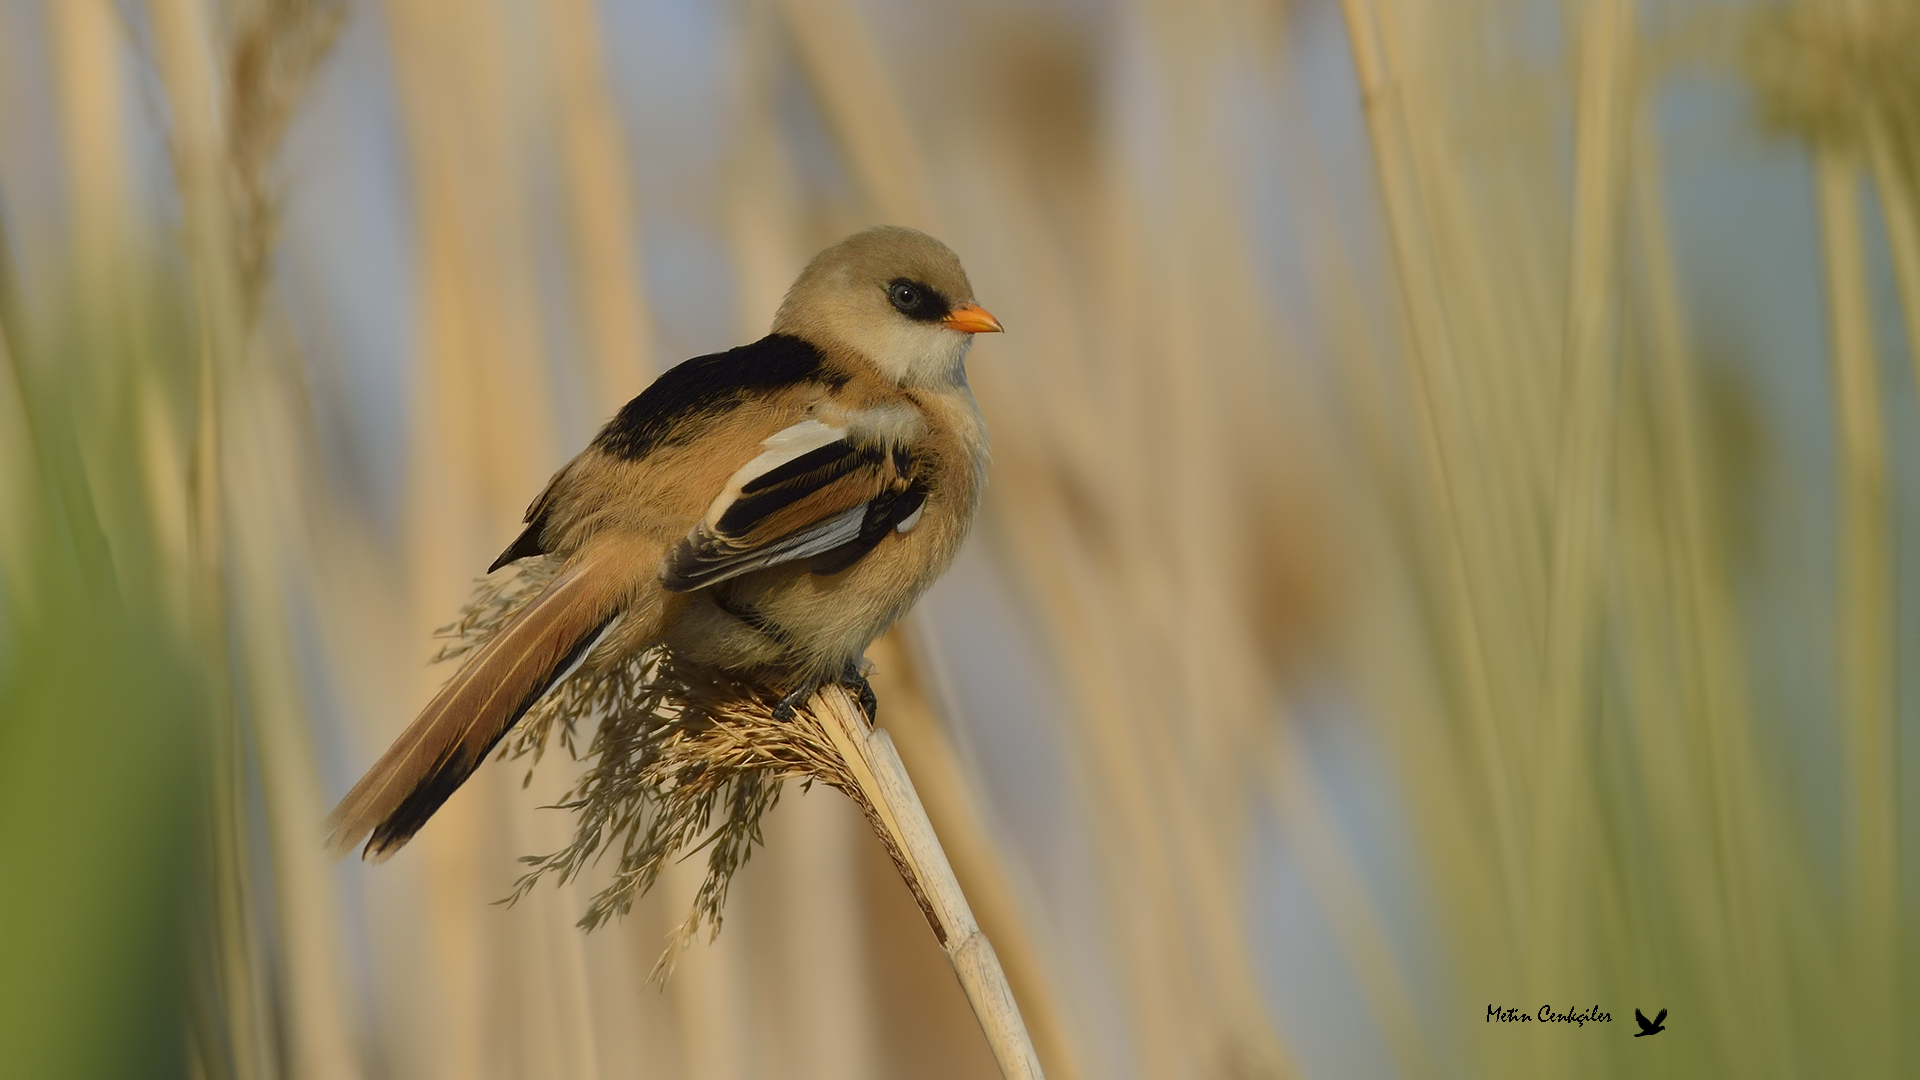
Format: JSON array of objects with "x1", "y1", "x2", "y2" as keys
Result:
[{"x1": 772, "y1": 226, "x2": 1002, "y2": 388}]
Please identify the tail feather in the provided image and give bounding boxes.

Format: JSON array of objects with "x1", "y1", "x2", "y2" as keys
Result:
[{"x1": 326, "y1": 542, "x2": 661, "y2": 861}]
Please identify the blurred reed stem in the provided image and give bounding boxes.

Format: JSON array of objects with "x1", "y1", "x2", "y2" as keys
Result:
[
  {"x1": 1129, "y1": 15, "x2": 1305, "y2": 1074},
  {"x1": 0, "y1": 342, "x2": 38, "y2": 632},
  {"x1": 1865, "y1": 126, "x2": 1920, "y2": 416},
  {"x1": 145, "y1": 2, "x2": 275, "y2": 1078},
  {"x1": 142, "y1": 5, "x2": 368, "y2": 1079},
  {"x1": 382, "y1": 4, "x2": 622, "y2": 1076},
  {"x1": 540, "y1": 7, "x2": 667, "y2": 1058},
  {"x1": 1266, "y1": 729, "x2": 1432, "y2": 1080},
  {"x1": 0, "y1": 286, "x2": 45, "y2": 609},
  {"x1": 1328, "y1": 2, "x2": 1919, "y2": 1075},
  {"x1": 1531, "y1": 0, "x2": 1631, "y2": 1009},
  {"x1": 1338, "y1": 0, "x2": 1525, "y2": 923},
  {"x1": 772, "y1": 0, "x2": 940, "y2": 230},
  {"x1": 51, "y1": 0, "x2": 136, "y2": 314},
  {"x1": 548, "y1": 0, "x2": 656, "y2": 399},
  {"x1": 1629, "y1": 115, "x2": 1787, "y2": 1076},
  {"x1": 224, "y1": 7, "x2": 371, "y2": 1079},
  {"x1": 1813, "y1": 143, "x2": 1898, "y2": 1076}
]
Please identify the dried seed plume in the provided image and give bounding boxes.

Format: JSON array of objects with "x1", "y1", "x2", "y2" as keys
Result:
[{"x1": 438, "y1": 559, "x2": 904, "y2": 979}]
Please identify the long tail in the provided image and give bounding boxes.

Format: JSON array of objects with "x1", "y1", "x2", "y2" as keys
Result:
[{"x1": 326, "y1": 540, "x2": 663, "y2": 861}]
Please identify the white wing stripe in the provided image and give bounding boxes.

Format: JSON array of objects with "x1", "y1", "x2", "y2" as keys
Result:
[{"x1": 704, "y1": 419, "x2": 847, "y2": 529}]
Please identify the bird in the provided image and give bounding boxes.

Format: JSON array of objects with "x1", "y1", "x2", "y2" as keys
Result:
[
  {"x1": 325, "y1": 226, "x2": 1001, "y2": 862},
  {"x1": 1633, "y1": 1008, "x2": 1666, "y2": 1037}
]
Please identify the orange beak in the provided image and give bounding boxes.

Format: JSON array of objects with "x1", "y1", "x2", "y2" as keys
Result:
[{"x1": 942, "y1": 303, "x2": 1004, "y2": 334}]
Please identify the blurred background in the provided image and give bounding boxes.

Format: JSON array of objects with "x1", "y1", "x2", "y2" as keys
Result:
[{"x1": 1, "y1": 0, "x2": 1917, "y2": 1076}]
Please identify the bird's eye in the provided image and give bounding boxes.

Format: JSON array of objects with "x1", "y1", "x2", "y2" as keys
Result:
[{"x1": 886, "y1": 279, "x2": 949, "y2": 321}]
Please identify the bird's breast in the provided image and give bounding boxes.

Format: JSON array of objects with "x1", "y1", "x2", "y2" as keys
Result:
[{"x1": 676, "y1": 390, "x2": 984, "y2": 683}]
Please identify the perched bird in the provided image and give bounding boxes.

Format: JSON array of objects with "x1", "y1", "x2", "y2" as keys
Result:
[{"x1": 326, "y1": 226, "x2": 1000, "y2": 861}]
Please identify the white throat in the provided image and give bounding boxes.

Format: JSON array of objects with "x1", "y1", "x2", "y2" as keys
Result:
[{"x1": 866, "y1": 322, "x2": 974, "y2": 388}]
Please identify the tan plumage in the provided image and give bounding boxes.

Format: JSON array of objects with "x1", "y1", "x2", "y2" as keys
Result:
[{"x1": 326, "y1": 226, "x2": 999, "y2": 860}]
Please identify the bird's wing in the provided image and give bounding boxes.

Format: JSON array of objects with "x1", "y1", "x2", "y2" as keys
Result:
[
  {"x1": 662, "y1": 418, "x2": 923, "y2": 591},
  {"x1": 1635, "y1": 1010, "x2": 1650, "y2": 1027},
  {"x1": 1653, "y1": 1009, "x2": 1666, "y2": 1026},
  {"x1": 489, "y1": 333, "x2": 841, "y2": 573}
]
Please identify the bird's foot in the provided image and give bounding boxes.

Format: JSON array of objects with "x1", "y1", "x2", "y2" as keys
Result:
[
  {"x1": 768, "y1": 665, "x2": 876, "y2": 725},
  {"x1": 771, "y1": 683, "x2": 813, "y2": 724},
  {"x1": 840, "y1": 661, "x2": 878, "y2": 726}
]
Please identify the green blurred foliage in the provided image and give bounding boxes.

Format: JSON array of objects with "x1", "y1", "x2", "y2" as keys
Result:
[
  {"x1": 0, "y1": 283, "x2": 208, "y2": 1078},
  {"x1": 0, "y1": 562, "x2": 206, "y2": 1080}
]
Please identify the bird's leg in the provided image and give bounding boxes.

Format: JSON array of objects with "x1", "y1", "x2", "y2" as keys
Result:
[
  {"x1": 840, "y1": 660, "x2": 878, "y2": 726},
  {"x1": 771, "y1": 683, "x2": 814, "y2": 724}
]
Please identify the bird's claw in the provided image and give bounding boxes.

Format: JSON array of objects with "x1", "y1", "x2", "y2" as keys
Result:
[
  {"x1": 771, "y1": 683, "x2": 811, "y2": 724},
  {"x1": 840, "y1": 661, "x2": 878, "y2": 726}
]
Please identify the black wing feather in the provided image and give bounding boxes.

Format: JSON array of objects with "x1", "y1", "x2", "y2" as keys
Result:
[
  {"x1": 488, "y1": 462, "x2": 574, "y2": 572},
  {"x1": 717, "y1": 443, "x2": 885, "y2": 534},
  {"x1": 740, "y1": 440, "x2": 862, "y2": 494},
  {"x1": 489, "y1": 520, "x2": 548, "y2": 573},
  {"x1": 592, "y1": 334, "x2": 844, "y2": 461},
  {"x1": 808, "y1": 483, "x2": 926, "y2": 576}
]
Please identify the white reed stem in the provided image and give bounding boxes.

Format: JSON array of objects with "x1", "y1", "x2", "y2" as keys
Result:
[{"x1": 811, "y1": 685, "x2": 1047, "y2": 1080}]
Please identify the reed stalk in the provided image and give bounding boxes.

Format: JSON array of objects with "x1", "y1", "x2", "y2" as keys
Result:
[
  {"x1": 1338, "y1": 0, "x2": 1526, "y2": 921},
  {"x1": 381, "y1": 3, "x2": 604, "y2": 1075},
  {"x1": 222, "y1": 8, "x2": 370, "y2": 1079},
  {"x1": 1129, "y1": 16, "x2": 1310, "y2": 1073},
  {"x1": 1866, "y1": 125, "x2": 1920, "y2": 419},
  {"x1": 144, "y1": 2, "x2": 274, "y2": 1077},
  {"x1": 51, "y1": 0, "x2": 135, "y2": 310},
  {"x1": 1629, "y1": 115, "x2": 1787, "y2": 1076},
  {"x1": 0, "y1": 256, "x2": 41, "y2": 610},
  {"x1": 1813, "y1": 143, "x2": 1897, "y2": 1077},
  {"x1": 772, "y1": 0, "x2": 940, "y2": 230},
  {"x1": 871, "y1": 629, "x2": 1085, "y2": 1080},
  {"x1": 146, "y1": 6, "x2": 365, "y2": 1078},
  {"x1": 1266, "y1": 729, "x2": 1432, "y2": 1080},
  {"x1": 224, "y1": 365, "x2": 365, "y2": 1080},
  {"x1": 807, "y1": 684, "x2": 1047, "y2": 1080},
  {"x1": 1531, "y1": 0, "x2": 1631, "y2": 1001},
  {"x1": 548, "y1": 0, "x2": 656, "y2": 399}
]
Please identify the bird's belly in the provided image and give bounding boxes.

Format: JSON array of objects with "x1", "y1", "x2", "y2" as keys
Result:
[{"x1": 659, "y1": 524, "x2": 956, "y2": 688}]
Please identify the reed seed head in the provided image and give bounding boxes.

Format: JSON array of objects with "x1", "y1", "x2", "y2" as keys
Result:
[{"x1": 436, "y1": 560, "x2": 887, "y2": 979}]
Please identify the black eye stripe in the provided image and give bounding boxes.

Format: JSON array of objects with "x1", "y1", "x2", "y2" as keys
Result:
[{"x1": 887, "y1": 278, "x2": 951, "y2": 323}]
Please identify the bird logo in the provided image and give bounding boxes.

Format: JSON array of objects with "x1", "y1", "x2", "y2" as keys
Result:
[{"x1": 1633, "y1": 1008, "x2": 1667, "y2": 1037}]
